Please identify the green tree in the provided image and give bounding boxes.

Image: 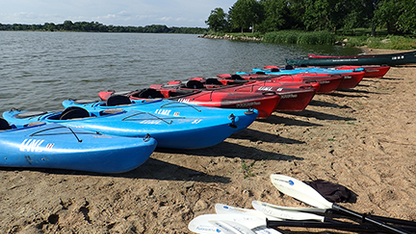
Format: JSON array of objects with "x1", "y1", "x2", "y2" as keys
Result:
[
  {"x1": 373, "y1": 0, "x2": 401, "y2": 34},
  {"x1": 63, "y1": 20, "x2": 74, "y2": 31},
  {"x1": 396, "y1": 0, "x2": 416, "y2": 34},
  {"x1": 205, "y1": 8, "x2": 228, "y2": 32},
  {"x1": 229, "y1": 0, "x2": 264, "y2": 33},
  {"x1": 258, "y1": 0, "x2": 291, "y2": 32}
]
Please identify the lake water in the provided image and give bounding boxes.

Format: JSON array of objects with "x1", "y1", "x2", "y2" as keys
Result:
[{"x1": 0, "y1": 31, "x2": 361, "y2": 113}]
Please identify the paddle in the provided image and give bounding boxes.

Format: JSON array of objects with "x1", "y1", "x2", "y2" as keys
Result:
[
  {"x1": 266, "y1": 220, "x2": 405, "y2": 233},
  {"x1": 188, "y1": 213, "x2": 282, "y2": 234},
  {"x1": 213, "y1": 203, "x2": 416, "y2": 233},
  {"x1": 215, "y1": 203, "x2": 278, "y2": 219},
  {"x1": 252, "y1": 200, "x2": 416, "y2": 227},
  {"x1": 251, "y1": 200, "x2": 325, "y2": 222},
  {"x1": 208, "y1": 220, "x2": 257, "y2": 234},
  {"x1": 251, "y1": 201, "x2": 416, "y2": 233},
  {"x1": 270, "y1": 174, "x2": 411, "y2": 234}
]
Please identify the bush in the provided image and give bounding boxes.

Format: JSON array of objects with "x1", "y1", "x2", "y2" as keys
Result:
[{"x1": 263, "y1": 30, "x2": 336, "y2": 45}]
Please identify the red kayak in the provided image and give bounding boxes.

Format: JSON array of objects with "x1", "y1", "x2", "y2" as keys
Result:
[
  {"x1": 149, "y1": 80, "x2": 316, "y2": 112},
  {"x1": 260, "y1": 65, "x2": 365, "y2": 89},
  {"x1": 216, "y1": 73, "x2": 342, "y2": 93},
  {"x1": 188, "y1": 76, "x2": 322, "y2": 92},
  {"x1": 218, "y1": 84, "x2": 316, "y2": 112},
  {"x1": 320, "y1": 65, "x2": 390, "y2": 78},
  {"x1": 299, "y1": 59, "x2": 391, "y2": 78},
  {"x1": 98, "y1": 87, "x2": 281, "y2": 119}
]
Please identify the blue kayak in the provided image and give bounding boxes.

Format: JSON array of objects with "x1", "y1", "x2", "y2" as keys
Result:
[
  {"x1": 61, "y1": 96, "x2": 258, "y2": 132},
  {"x1": 0, "y1": 119, "x2": 157, "y2": 173},
  {"x1": 248, "y1": 66, "x2": 365, "y2": 75},
  {"x1": 3, "y1": 105, "x2": 250, "y2": 149}
]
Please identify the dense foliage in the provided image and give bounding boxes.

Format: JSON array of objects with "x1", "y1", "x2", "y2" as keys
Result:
[
  {"x1": 205, "y1": 0, "x2": 416, "y2": 35},
  {"x1": 0, "y1": 21, "x2": 208, "y2": 34},
  {"x1": 264, "y1": 30, "x2": 336, "y2": 45}
]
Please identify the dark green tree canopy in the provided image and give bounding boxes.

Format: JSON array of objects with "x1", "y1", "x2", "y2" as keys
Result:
[
  {"x1": 204, "y1": 0, "x2": 416, "y2": 36},
  {"x1": 229, "y1": 0, "x2": 264, "y2": 33},
  {"x1": 205, "y1": 8, "x2": 229, "y2": 32}
]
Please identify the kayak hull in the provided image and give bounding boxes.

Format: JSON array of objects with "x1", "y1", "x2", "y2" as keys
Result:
[
  {"x1": 0, "y1": 122, "x2": 157, "y2": 173},
  {"x1": 3, "y1": 108, "x2": 244, "y2": 149},
  {"x1": 62, "y1": 98, "x2": 258, "y2": 133}
]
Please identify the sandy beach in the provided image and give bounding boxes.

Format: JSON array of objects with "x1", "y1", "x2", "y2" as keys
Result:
[{"x1": 1, "y1": 48, "x2": 416, "y2": 234}]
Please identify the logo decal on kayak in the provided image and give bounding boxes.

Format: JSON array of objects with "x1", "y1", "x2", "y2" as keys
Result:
[
  {"x1": 236, "y1": 102, "x2": 261, "y2": 107},
  {"x1": 19, "y1": 139, "x2": 46, "y2": 152},
  {"x1": 155, "y1": 109, "x2": 172, "y2": 116},
  {"x1": 258, "y1": 86, "x2": 273, "y2": 91},
  {"x1": 281, "y1": 94, "x2": 298, "y2": 99},
  {"x1": 191, "y1": 119, "x2": 202, "y2": 124},
  {"x1": 177, "y1": 98, "x2": 190, "y2": 103},
  {"x1": 140, "y1": 120, "x2": 163, "y2": 124}
]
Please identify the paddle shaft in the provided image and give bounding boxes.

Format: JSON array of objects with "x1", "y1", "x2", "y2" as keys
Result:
[
  {"x1": 266, "y1": 219, "x2": 416, "y2": 233},
  {"x1": 333, "y1": 204, "x2": 410, "y2": 234},
  {"x1": 322, "y1": 209, "x2": 416, "y2": 227}
]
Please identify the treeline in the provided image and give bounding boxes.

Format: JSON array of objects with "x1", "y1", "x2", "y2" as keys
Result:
[
  {"x1": 205, "y1": 0, "x2": 416, "y2": 36},
  {"x1": 0, "y1": 20, "x2": 208, "y2": 34}
]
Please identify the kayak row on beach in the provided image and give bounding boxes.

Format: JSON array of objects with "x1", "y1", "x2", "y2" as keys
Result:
[{"x1": 0, "y1": 64, "x2": 390, "y2": 173}]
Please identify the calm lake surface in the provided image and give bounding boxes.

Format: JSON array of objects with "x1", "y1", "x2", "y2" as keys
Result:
[{"x1": 0, "y1": 31, "x2": 361, "y2": 113}]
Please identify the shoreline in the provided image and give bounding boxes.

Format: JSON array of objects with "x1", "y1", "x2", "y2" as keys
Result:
[{"x1": 2, "y1": 48, "x2": 416, "y2": 233}]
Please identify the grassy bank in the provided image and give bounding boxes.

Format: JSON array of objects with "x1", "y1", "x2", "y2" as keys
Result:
[
  {"x1": 338, "y1": 35, "x2": 416, "y2": 50},
  {"x1": 263, "y1": 30, "x2": 336, "y2": 45}
]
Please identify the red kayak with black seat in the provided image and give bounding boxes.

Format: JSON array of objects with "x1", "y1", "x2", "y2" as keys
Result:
[
  {"x1": 258, "y1": 65, "x2": 365, "y2": 90},
  {"x1": 182, "y1": 77, "x2": 319, "y2": 112},
  {"x1": 216, "y1": 72, "x2": 342, "y2": 94},
  {"x1": 149, "y1": 79, "x2": 316, "y2": 112},
  {"x1": 98, "y1": 86, "x2": 281, "y2": 119}
]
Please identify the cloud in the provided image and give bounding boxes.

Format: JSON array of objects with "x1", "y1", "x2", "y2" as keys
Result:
[{"x1": 0, "y1": 0, "x2": 237, "y2": 27}]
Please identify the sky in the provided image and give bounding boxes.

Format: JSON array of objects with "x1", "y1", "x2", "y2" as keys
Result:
[{"x1": 0, "y1": 0, "x2": 237, "y2": 28}]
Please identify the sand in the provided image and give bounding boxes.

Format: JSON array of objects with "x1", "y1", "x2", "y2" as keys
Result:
[{"x1": 1, "y1": 48, "x2": 416, "y2": 234}]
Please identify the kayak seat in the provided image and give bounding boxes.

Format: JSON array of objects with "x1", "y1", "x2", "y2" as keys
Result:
[
  {"x1": 270, "y1": 68, "x2": 280, "y2": 72},
  {"x1": 168, "y1": 89, "x2": 195, "y2": 97},
  {"x1": 230, "y1": 74, "x2": 245, "y2": 80},
  {"x1": 137, "y1": 88, "x2": 164, "y2": 99},
  {"x1": 205, "y1": 78, "x2": 223, "y2": 85},
  {"x1": 0, "y1": 118, "x2": 11, "y2": 130},
  {"x1": 186, "y1": 80, "x2": 204, "y2": 89},
  {"x1": 59, "y1": 107, "x2": 90, "y2": 120},
  {"x1": 106, "y1": 95, "x2": 131, "y2": 106},
  {"x1": 284, "y1": 65, "x2": 294, "y2": 70}
]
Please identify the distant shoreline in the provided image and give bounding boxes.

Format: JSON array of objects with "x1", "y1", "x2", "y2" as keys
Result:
[{"x1": 198, "y1": 34, "x2": 263, "y2": 41}]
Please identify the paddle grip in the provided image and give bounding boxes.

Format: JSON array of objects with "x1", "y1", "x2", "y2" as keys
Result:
[{"x1": 332, "y1": 204, "x2": 411, "y2": 234}]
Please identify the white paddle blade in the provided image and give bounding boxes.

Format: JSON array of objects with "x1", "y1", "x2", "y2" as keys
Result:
[
  {"x1": 215, "y1": 203, "x2": 278, "y2": 219},
  {"x1": 270, "y1": 174, "x2": 332, "y2": 209},
  {"x1": 188, "y1": 214, "x2": 266, "y2": 233},
  {"x1": 252, "y1": 226, "x2": 283, "y2": 234},
  {"x1": 209, "y1": 220, "x2": 256, "y2": 234},
  {"x1": 252, "y1": 200, "x2": 325, "y2": 222},
  {"x1": 252, "y1": 201, "x2": 326, "y2": 213},
  {"x1": 188, "y1": 216, "x2": 224, "y2": 234}
]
